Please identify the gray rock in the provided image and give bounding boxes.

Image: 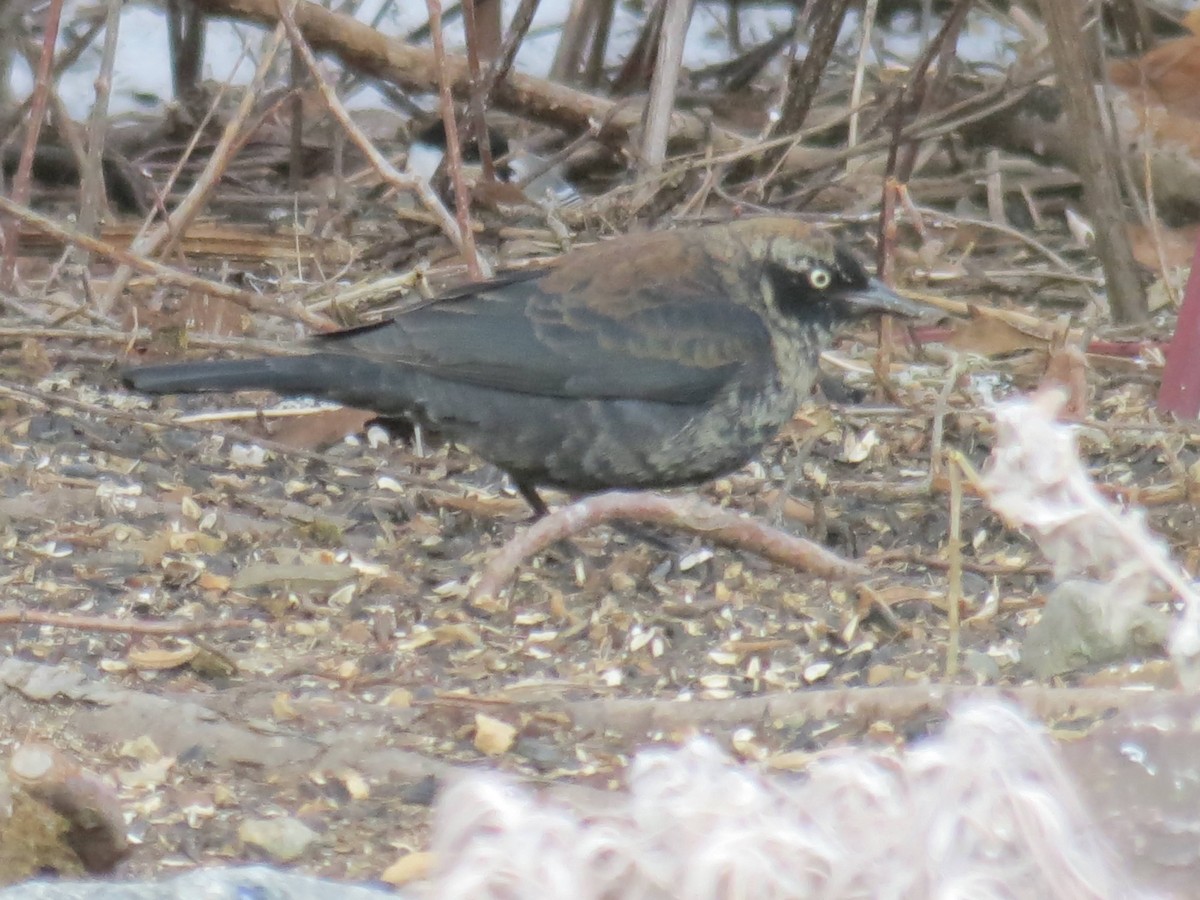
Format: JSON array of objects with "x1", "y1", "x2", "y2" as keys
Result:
[
  {"x1": 1021, "y1": 579, "x2": 1170, "y2": 678},
  {"x1": 0, "y1": 866, "x2": 401, "y2": 899}
]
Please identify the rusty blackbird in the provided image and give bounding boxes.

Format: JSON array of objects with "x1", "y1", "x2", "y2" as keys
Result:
[{"x1": 123, "y1": 218, "x2": 930, "y2": 514}]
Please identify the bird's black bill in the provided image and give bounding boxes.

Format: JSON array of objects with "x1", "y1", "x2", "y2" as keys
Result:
[{"x1": 848, "y1": 279, "x2": 937, "y2": 319}]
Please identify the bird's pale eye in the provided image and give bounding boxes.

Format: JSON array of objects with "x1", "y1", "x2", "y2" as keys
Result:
[{"x1": 808, "y1": 267, "x2": 832, "y2": 290}]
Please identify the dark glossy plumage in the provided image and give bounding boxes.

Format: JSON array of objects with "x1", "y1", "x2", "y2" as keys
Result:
[{"x1": 124, "y1": 218, "x2": 930, "y2": 514}]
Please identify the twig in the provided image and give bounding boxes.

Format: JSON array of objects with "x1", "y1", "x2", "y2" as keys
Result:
[
  {"x1": 130, "y1": 45, "x2": 250, "y2": 246},
  {"x1": 289, "y1": 42, "x2": 305, "y2": 192},
  {"x1": 550, "y1": 0, "x2": 592, "y2": 83},
  {"x1": 1036, "y1": 0, "x2": 1146, "y2": 323},
  {"x1": 639, "y1": 0, "x2": 691, "y2": 171},
  {"x1": 193, "y1": 0, "x2": 834, "y2": 173},
  {"x1": 846, "y1": 0, "x2": 879, "y2": 175},
  {"x1": 0, "y1": 11, "x2": 107, "y2": 139},
  {"x1": 769, "y1": 0, "x2": 852, "y2": 141},
  {"x1": 927, "y1": 353, "x2": 962, "y2": 484},
  {"x1": 0, "y1": 193, "x2": 322, "y2": 327},
  {"x1": 0, "y1": 0, "x2": 64, "y2": 291},
  {"x1": 96, "y1": 22, "x2": 289, "y2": 315},
  {"x1": 560, "y1": 683, "x2": 1166, "y2": 734},
  {"x1": 425, "y1": 0, "x2": 483, "y2": 279},
  {"x1": 0, "y1": 324, "x2": 301, "y2": 355},
  {"x1": 167, "y1": 0, "x2": 206, "y2": 98},
  {"x1": 460, "y1": 0, "x2": 495, "y2": 182},
  {"x1": 0, "y1": 609, "x2": 253, "y2": 635},
  {"x1": 910, "y1": 206, "x2": 1077, "y2": 273},
  {"x1": 481, "y1": 0, "x2": 541, "y2": 102},
  {"x1": 874, "y1": 0, "x2": 970, "y2": 278},
  {"x1": 77, "y1": 0, "x2": 123, "y2": 244},
  {"x1": 867, "y1": 549, "x2": 1051, "y2": 577},
  {"x1": 946, "y1": 453, "x2": 963, "y2": 678},
  {"x1": 276, "y1": 0, "x2": 467, "y2": 259},
  {"x1": 471, "y1": 491, "x2": 868, "y2": 604}
]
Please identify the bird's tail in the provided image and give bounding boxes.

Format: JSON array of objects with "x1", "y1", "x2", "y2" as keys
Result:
[{"x1": 123, "y1": 354, "x2": 356, "y2": 397}]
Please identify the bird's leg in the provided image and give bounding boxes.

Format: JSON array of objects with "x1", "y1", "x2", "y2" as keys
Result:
[{"x1": 515, "y1": 480, "x2": 551, "y2": 520}]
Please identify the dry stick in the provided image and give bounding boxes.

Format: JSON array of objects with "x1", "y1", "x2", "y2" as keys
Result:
[
  {"x1": 0, "y1": 193, "x2": 313, "y2": 324},
  {"x1": 874, "y1": 177, "x2": 900, "y2": 402},
  {"x1": 910, "y1": 205, "x2": 1075, "y2": 273},
  {"x1": 19, "y1": 43, "x2": 92, "y2": 200},
  {"x1": 481, "y1": 0, "x2": 541, "y2": 102},
  {"x1": 0, "y1": 12, "x2": 108, "y2": 140},
  {"x1": 96, "y1": 23, "x2": 288, "y2": 315},
  {"x1": 14, "y1": 57, "x2": 106, "y2": 307},
  {"x1": 425, "y1": 0, "x2": 483, "y2": 280},
  {"x1": 757, "y1": 68, "x2": 1046, "y2": 199},
  {"x1": 1096, "y1": 7, "x2": 1153, "y2": 236},
  {"x1": 582, "y1": 0, "x2": 616, "y2": 89},
  {"x1": 1036, "y1": 0, "x2": 1146, "y2": 323},
  {"x1": 193, "y1": 0, "x2": 834, "y2": 173},
  {"x1": 1125, "y1": 42, "x2": 1179, "y2": 308},
  {"x1": 167, "y1": 0, "x2": 207, "y2": 97},
  {"x1": 874, "y1": 0, "x2": 971, "y2": 233},
  {"x1": 874, "y1": 0, "x2": 969, "y2": 397},
  {"x1": 289, "y1": 42, "x2": 305, "y2": 193},
  {"x1": 0, "y1": 609, "x2": 253, "y2": 635},
  {"x1": 846, "y1": 0, "x2": 879, "y2": 175},
  {"x1": 121, "y1": 54, "x2": 243, "y2": 261},
  {"x1": 769, "y1": 0, "x2": 851, "y2": 142},
  {"x1": 135, "y1": 34, "x2": 260, "y2": 250},
  {"x1": 0, "y1": 324, "x2": 303, "y2": 355},
  {"x1": 946, "y1": 454, "x2": 963, "y2": 679},
  {"x1": 460, "y1": 0, "x2": 496, "y2": 182},
  {"x1": 472, "y1": 0, "x2": 503, "y2": 61},
  {"x1": 275, "y1": 0, "x2": 465, "y2": 258},
  {"x1": 927, "y1": 353, "x2": 961, "y2": 483},
  {"x1": 868, "y1": 549, "x2": 1051, "y2": 577},
  {"x1": 511, "y1": 107, "x2": 618, "y2": 197},
  {"x1": 613, "y1": 0, "x2": 666, "y2": 94},
  {"x1": 77, "y1": 0, "x2": 123, "y2": 245},
  {"x1": 550, "y1": 0, "x2": 594, "y2": 83},
  {"x1": 639, "y1": 0, "x2": 691, "y2": 172},
  {"x1": 560, "y1": 683, "x2": 1163, "y2": 734},
  {"x1": 0, "y1": 0, "x2": 64, "y2": 291},
  {"x1": 470, "y1": 491, "x2": 868, "y2": 604}
]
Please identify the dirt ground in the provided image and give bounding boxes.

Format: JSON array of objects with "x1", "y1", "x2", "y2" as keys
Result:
[{"x1": 1, "y1": 228, "x2": 1197, "y2": 889}]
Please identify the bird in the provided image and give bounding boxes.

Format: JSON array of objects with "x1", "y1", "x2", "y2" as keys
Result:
[{"x1": 123, "y1": 217, "x2": 931, "y2": 516}]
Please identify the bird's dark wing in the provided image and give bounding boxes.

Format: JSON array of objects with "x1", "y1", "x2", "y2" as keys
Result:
[{"x1": 318, "y1": 234, "x2": 772, "y2": 405}]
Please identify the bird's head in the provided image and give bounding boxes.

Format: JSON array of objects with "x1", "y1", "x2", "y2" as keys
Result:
[{"x1": 731, "y1": 219, "x2": 934, "y2": 331}]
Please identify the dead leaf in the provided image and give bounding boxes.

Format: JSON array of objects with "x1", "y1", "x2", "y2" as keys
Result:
[
  {"x1": 127, "y1": 645, "x2": 200, "y2": 671},
  {"x1": 382, "y1": 851, "x2": 436, "y2": 886},
  {"x1": 1038, "y1": 344, "x2": 1090, "y2": 420},
  {"x1": 231, "y1": 561, "x2": 357, "y2": 591},
  {"x1": 267, "y1": 408, "x2": 375, "y2": 449},
  {"x1": 1109, "y1": 35, "x2": 1200, "y2": 120},
  {"x1": 473, "y1": 713, "x2": 517, "y2": 756},
  {"x1": 1126, "y1": 222, "x2": 1200, "y2": 270},
  {"x1": 945, "y1": 306, "x2": 1056, "y2": 357}
]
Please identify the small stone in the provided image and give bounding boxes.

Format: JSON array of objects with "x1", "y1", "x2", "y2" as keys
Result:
[{"x1": 238, "y1": 817, "x2": 317, "y2": 862}]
